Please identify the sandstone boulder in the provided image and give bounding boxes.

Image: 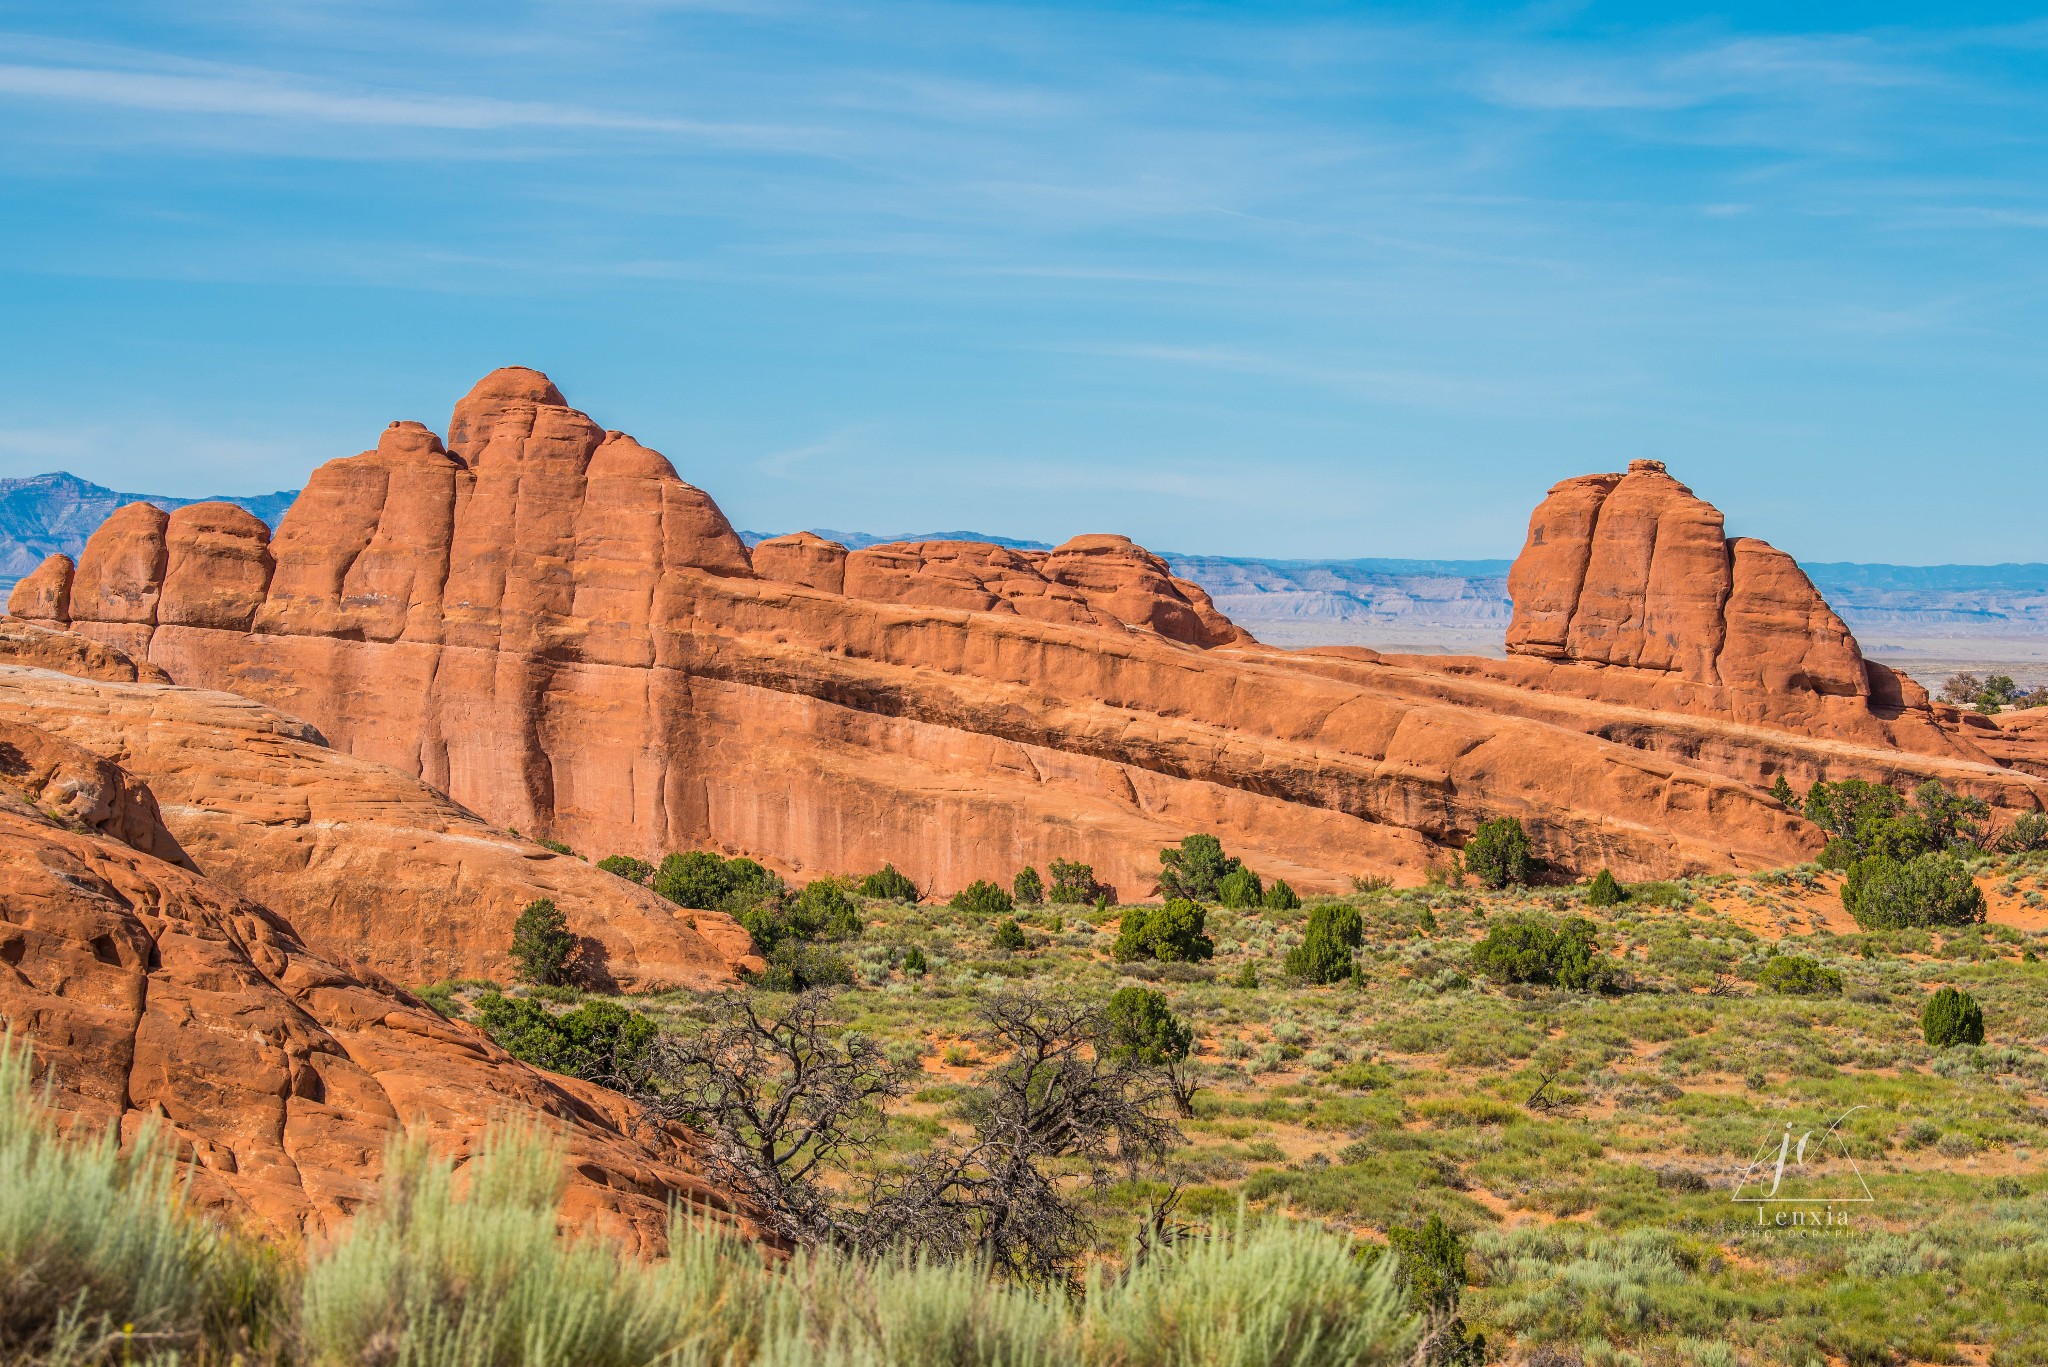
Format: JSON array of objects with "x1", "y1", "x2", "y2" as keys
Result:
[
  {"x1": 1036, "y1": 534, "x2": 1252, "y2": 648},
  {"x1": 8, "y1": 552, "x2": 72, "y2": 625},
  {"x1": 0, "y1": 740, "x2": 757, "y2": 1254},
  {"x1": 160, "y1": 502, "x2": 274, "y2": 631},
  {"x1": 0, "y1": 615, "x2": 170, "y2": 684},
  {"x1": 754, "y1": 531, "x2": 849, "y2": 595},
  {"x1": 68, "y1": 501, "x2": 167, "y2": 656}
]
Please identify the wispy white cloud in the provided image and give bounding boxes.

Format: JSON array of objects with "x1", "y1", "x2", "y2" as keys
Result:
[
  {"x1": 758, "y1": 425, "x2": 877, "y2": 477},
  {"x1": 1474, "y1": 34, "x2": 1933, "y2": 114},
  {"x1": 0, "y1": 59, "x2": 822, "y2": 148},
  {"x1": 1077, "y1": 343, "x2": 1623, "y2": 415}
]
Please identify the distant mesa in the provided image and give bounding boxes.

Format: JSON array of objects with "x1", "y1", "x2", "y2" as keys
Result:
[{"x1": 9, "y1": 368, "x2": 2044, "y2": 908}]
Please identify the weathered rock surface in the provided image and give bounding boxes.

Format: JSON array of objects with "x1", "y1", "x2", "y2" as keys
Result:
[
  {"x1": 754, "y1": 531, "x2": 849, "y2": 595},
  {"x1": 0, "y1": 734, "x2": 756, "y2": 1253},
  {"x1": 9, "y1": 552, "x2": 72, "y2": 625},
  {"x1": 20, "y1": 374, "x2": 2046, "y2": 890},
  {"x1": 0, "y1": 661, "x2": 750, "y2": 991},
  {"x1": 0, "y1": 615, "x2": 170, "y2": 683},
  {"x1": 1506, "y1": 460, "x2": 1869, "y2": 696}
]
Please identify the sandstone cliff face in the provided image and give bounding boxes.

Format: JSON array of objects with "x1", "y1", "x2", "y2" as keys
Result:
[
  {"x1": 0, "y1": 725, "x2": 756, "y2": 1254},
  {"x1": 17, "y1": 373, "x2": 2044, "y2": 891},
  {"x1": 0, "y1": 656, "x2": 750, "y2": 992},
  {"x1": 1506, "y1": 461, "x2": 1869, "y2": 696}
]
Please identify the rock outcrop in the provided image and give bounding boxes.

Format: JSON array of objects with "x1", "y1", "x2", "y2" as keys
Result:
[
  {"x1": 0, "y1": 615, "x2": 169, "y2": 683},
  {"x1": 1506, "y1": 461, "x2": 1869, "y2": 696},
  {"x1": 0, "y1": 656, "x2": 750, "y2": 992},
  {"x1": 0, "y1": 724, "x2": 756, "y2": 1254},
  {"x1": 17, "y1": 372, "x2": 2045, "y2": 891},
  {"x1": 754, "y1": 531, "x2": 849, "y2": 595}
]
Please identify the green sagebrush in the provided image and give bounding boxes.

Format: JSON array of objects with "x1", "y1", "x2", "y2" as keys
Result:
[
  {"x1": 0, "y1": 1032, "x2": 284, "y2": 1366},
  {"x1": 0, "y1": 1041, "x2": 1421, "y2": 1367}
]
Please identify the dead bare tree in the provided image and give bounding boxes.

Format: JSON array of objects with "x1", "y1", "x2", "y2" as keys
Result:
[
  {"x1": 637, "y1": 986, "x2": 1181, "y2": 1282},
  {"x1": 632, "y1": 990, "x2": 907, "y2": 1248},
  {"x1": 862, "y1": 988, "x2": 1183, "y2": 1283}
]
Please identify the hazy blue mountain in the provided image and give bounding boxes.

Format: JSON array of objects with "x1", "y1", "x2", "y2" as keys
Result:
[{"x1": 0, "y1": 472, "x2": 299, "y2": 599}]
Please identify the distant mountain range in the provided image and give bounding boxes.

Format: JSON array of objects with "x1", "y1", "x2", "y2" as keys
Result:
[
  {"x1": 5, "y1": 476, "x2": 2044, "y2": 684},
  {"x1": 0, "y1": 473, "x2": 298, "y2": 588}
]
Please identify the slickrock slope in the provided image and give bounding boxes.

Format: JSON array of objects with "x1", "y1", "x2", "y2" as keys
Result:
[
  {"x1": 0, "y1": 723, "x2": 756, "y2": 1254},
  {"x1": 19, "y1": 371, "x2": 2045, "y2": 889},
  {"x1": 0, "y1": 642, "x2": 751, "y2": 991}
]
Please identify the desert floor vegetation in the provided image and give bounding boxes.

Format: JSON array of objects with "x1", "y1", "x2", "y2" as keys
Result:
[
  {"x1": 425, "y1": 834, "x2": 2048, "y2": 1364},
  {"x1": 0, "y1": 1029, "x2": 1419, "y2": 1366}
]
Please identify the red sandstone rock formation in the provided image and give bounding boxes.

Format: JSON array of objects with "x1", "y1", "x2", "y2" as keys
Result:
[
  {"x1": 0, "y1": 652, "x2": 751, "y2": 991},
  {"x1": 0, "y1": 615, "x2": 169, "y2": 683},
  {"x1": 16, "y1": 372, "x2": 2044, "y2": 892},
  {"x1": 9, "y1": 552, "x2": 72, "y2": 625},
  {"x1": 1506, "y1": 460, "x2": 1869, "y2": 696},
  {"x1": 755, "y1": 530, "x2": 849, "y2": 595},
  {"x1": 0, "y1": 723, "x2": 756, "y2": 1253}
]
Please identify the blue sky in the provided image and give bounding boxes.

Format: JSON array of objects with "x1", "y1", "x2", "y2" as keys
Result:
[{"x1": 2, "y1": 1, "x2": 2046, "y2": 561}]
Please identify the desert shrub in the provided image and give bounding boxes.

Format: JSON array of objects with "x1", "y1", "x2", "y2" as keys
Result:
[
  {"x1": 1157, "y1": 834, "x2": 1240, "y2": 902},
  {"x1": 1369, "y1": 1214, "x2": 1483, "y2": 1365},
  {"x1": 1463, "y1": 818, "x2": 1535, "y2": 889},
  {"x1": 1812, "y1": 779, "x2": 1988, "y2": 866},
  {"x1": 1841, "y1": 852, "x2": 1986, "y2": 930},
  {"x1": 653, "y1": 850, "x2": 787, "y2": 916},
  {"x1": 300, "y1": 1126, "x2": 696, "y2": 1367},
  {"x1": 1997, "y1": 812, "x2": 2048, "y2": 854},
  {"x1": 1013, "y1": 867, "x2": 1045, "y2": 906},
  {"x1": 1806, "y1": 778, "x2": 1905, "y2": 838},
  {"x1": 992, "y1": 917, "x2": 1029, "y2": 952},
  {"x1": 1102, "y1": 986, "x2": 1197, "y2": 1114},
  {"x1": 652, "y1": 850, "x2": 732, "y2": 908},
  {"x1": 1217, "y1": 868, "x2": 1264, "y2": 909},
  {"x1": 1102, "y1": 987, "x2": 1193, "y2": 1069},
  {"x1": 535, "y1": 836, "x2": 576, "y2": 856},
  {"x1": 595, "y1": 854, "x2": 653, "y2": 885},
  {"x1": 1768, "y1": 774, "x2": 1798, "y2": 807},
  {"x1": 1470, "y1": 914, "x2": 1614, "y2": 990},
  {"x1": 1923, "y1": 986, "x2": 1986, "y2": 1048},
  {"x1": 508, "y1": 897, "x2": 576, "y2": 986},
  {"x1": 1586, "y1": 868, "x2": 1626, "y2": 907},
  {"x1": 414, "y1": 981, "x2": 465, "y2": 1019},
  {"x1": 951, "y1": 880, "x2": 1016, "y2": 918},
  {"x1": 1911, "y1": 779, "x2": 1990, "y2": 849},
  {"x1": 901, "y1": 945, "x2": 929, "y2": 976},
  {"x1": 1756, "y1": 954, "x2": 1843, "y2": 997},
  {"x1": 1047, "y1": 858, "x2": 1106, "y2": 905},
  {"x1": 1113, "y1": 899, "x2": 1215, "y2": 963},
  {"x1": 754, "y1": 942, "x2": 856, "y2": 993},
  {"x1": 1081, "y1": 1214, "x2": 1417, "y2": 1366},
  {"x1": 1284, "y1": 904, "x2": 1363, "y2": 985},
  {"x1": 473, "y1": 995, "x2": 655, "y2": 1087},
  {"x1": 0, "y1": 1034, "x2": 281, "y2": 1362},
  {"x1": 789, "y1": 880, "x2": 864, "y2": 941},
  {"x1": 1262, "y1": 879, "x2": 1301, "y2": 911},
  {"x1": 859, "y1": 863, "x2": 922, "y2": 902}
]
